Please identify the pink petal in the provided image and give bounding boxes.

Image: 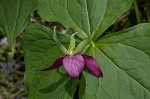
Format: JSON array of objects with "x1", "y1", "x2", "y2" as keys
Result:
[
  {"x1": 63, "y1": 54, "x2": 85, "y2": 77},
  {"x1": 82, "y1": 55, "x2": 103, "y2": 78},
  {"x1": 40, "y1": 56, "x2": 64, "y2": 71}
]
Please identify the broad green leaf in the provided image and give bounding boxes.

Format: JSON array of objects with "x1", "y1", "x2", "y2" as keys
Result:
[
  {"x1": 38, "y1": 0, "x2": 108, "y2": 39},
  {"x1": 97, "y1": 23, "x2": 150, "y2": 57},
  {"x1": 79, "y1": 24, "x2": 150, "y2": 99},
  {"x1": 38, "y1": 0, "x2": 132, "y2": 40},
  {"x1": 0, "y1": 0, "x2": 37, "y2": 48},
  {"x1": 23, "y1": 24, "x2": 78, "y2": 99},
  {"x1": 94, "y1": 0, "x2": 133, "y2": 39}
]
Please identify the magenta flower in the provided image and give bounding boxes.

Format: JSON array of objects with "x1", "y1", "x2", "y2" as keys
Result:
[
  {"x1": 41, "y1": 54, "x2": 103, "y2": 78},
  {"x1": 42, "y1": 31, "x2": 103, "y2": 78}
]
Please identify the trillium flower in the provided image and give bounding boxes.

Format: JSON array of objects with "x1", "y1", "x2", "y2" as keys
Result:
[
  {"x1": 41, "y1": 54, "x2": 103, "y2": 78},
  {"x1": 41, "y1": 29, "x2": 103, "y2": 78}
]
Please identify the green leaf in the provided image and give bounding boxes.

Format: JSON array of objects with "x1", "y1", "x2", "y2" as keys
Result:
[
  {"x1": 97, "y1": 23, "x2": 150, "y2": 57},
  {"x1": 38, "y1": 0, "x2": 108, "y2": 39},
  {"x1": 94, "y1": 0, "x2": 133, "y2": 39},
  {"x1": 23, "y1": 24, "x2": 78, "y2": 99},
  {"x1": 79, "y1": 24, "x2": 150, "y2": 99},
  {"x1": 38, "y1": 0, "x2": 132, "y2": 40},
  {"x1": 0, "y1": 0, "x2": 37, "y2": 49}
]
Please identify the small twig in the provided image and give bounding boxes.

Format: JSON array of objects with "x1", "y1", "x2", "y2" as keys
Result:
[
  {"x1": 30, "y1": 17, "x2": 41, "y2": 23},
  {"x1": 114, "y1": 11, "x2": 131, "y2": 24}
]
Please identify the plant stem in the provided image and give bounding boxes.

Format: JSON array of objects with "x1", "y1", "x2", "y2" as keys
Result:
[
  {"x1": 146, "y1": 0, "x2": 150, "y2": 22},
  {"x1": 133, "y1": 0, "x2": 141, "y2": 23}
]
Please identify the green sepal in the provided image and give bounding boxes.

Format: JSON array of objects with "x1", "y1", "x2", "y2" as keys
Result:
[
  {"x1": 68, "y1": 33, "x2": 77, "y2": 54},
  {"x1": 80, "y1": 45, "x2": 90, "y2": 54},
  {"x1": 73, "y1": 39, "x2": 89, "y2": 54},
  {"x1": 53, "y1": 26, "x2": 69, "y2": 55}
]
